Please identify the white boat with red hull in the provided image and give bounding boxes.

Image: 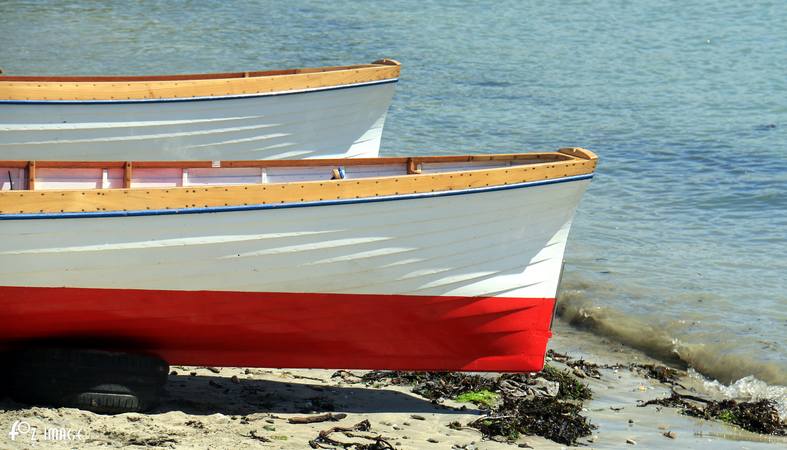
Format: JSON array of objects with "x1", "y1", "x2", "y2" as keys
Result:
[{"x1": 0, "y1": 148, "x2": 597, "y2": 372}]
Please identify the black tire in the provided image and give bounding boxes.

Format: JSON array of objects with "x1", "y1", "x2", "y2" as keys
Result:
[
  {"x1": 68, "y1": 384, "x2": 162, "y2": 414},
  {"x1": 7, "y1": 348, "x2": 168, "y2": 414}
]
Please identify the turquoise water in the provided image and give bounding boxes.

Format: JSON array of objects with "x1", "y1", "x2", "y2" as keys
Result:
[{"x1": 1, "y1": 1, "x2": 785, "y2": 387}]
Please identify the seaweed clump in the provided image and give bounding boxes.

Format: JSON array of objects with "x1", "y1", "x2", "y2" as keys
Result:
[
  {"x1": 362, "y1": 366, "x2": 594, "y2": 446},
  {"x1": 640, "y1": 392, "x2": 786, "y2": 435},
  {"x1": 361, "y1": 371, "x2": 496, "y2": 401},
  {"x1": 469, "y1": 396, "x2": 593, "y2": 445}
]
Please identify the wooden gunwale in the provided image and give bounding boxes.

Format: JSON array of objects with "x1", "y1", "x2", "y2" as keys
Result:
[
  {"x1": 0, "y1": 60, "x2": 401, "y2": 101},
  {"x1": 0, "y1": 148, "x2": 597, "y2": 215}
]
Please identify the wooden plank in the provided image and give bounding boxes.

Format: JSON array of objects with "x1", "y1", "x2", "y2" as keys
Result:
[
  {"x1": 123, "y1": 162, "x2": 132, "y2": 189},
  {"x1": 0, "y1": 62, "x2": 395, "y2": 82},
  {"x1": 26, "y1": 161, "x2": 35, "y2": 191},
  {"x1": 0, "y1": 62, "x2": 401, "y2": 101},
  {"x1": 0, "y1": 152, "x2": 573, "y2": 171},
  {"x1": 0, "y1": 161, "x2": 29, "y2": 168},
  {"x1": 558, "y1": 147, "x2": 598, "y2": 161},
  {"x1": 34, "y1": 161, "x2": 126, "y2": 169},
  {"x1": 0, "y1": 156, "x2": 597, "y2": 215}
]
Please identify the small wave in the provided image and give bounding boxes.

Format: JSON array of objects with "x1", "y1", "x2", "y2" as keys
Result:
[
  {"x1": 556, "y1": 286, "x2": 787, "y2": 387},
  {"x1": 688, "y1": 369, "x2": 787, "y2": 420}
]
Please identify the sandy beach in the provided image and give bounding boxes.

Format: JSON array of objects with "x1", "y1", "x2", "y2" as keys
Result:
[{"x1": 2, "y1": 320, "x2": 784, "y2": 449}]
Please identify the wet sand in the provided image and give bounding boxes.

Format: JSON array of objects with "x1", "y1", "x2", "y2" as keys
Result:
[{"x1": 1, "y1": 321, "x2": 785, "y2": 449}]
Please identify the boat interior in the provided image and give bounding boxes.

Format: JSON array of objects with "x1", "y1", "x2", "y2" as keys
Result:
[
  {"x1": 0, "y1": 151, "x2": 589, "y2": 192},
  {"x1": 0, "y1": 60, "x2": 400, "y2": 83}
]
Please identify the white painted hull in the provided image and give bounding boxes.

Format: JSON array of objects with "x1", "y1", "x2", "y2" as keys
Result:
[
  {"x1": 0, "y1": 82, "x2": 395, "y2": 160},
  {"x1": 0, "y1": 178, "x2": 589, "y2": 298},
  {"x1": 0, "y1": 172, "x2": 593, "y2": 371}
]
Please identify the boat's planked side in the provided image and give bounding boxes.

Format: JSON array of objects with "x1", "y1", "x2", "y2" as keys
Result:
[
  {"x1": 0, "y1": 82, "x2": 396, "y2": 160},
  {"x1": 0, "y1": 61, "x2": 400, "y2": 101},
  {"x1": 0, "y1": 150, "x2": 597, "y2": 214},
  {"x1": 0, "y1": 177, "x2": 587, "y2": 298}
]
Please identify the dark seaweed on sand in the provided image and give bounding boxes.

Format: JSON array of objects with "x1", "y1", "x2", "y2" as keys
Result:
[
  {"x1": 639, "y1": 392, "x2": 787, "y2": 435},
  {"x1": 361, "y1": 367, "x2": 594, "y2": 446},
  {"x1": 361, "y1": 371, "x2": 497, "y2": 401},
  {"x1": 469, "y1": 396, "x2": 593, "y2": 445}
]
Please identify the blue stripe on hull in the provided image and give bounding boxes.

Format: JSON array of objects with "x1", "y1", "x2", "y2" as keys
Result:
[{"x1": 0, "y1": 174, "x2": 593, "y2": 221}]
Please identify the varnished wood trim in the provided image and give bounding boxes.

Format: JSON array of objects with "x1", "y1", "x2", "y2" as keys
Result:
[
  {"x1": 0, "y1": 61, "x2": 401, "y2": 101},
  {"x1": 371, "y1": 59, "x2": 401, "y2": 66},
  {"x1": 0, "y1": 151, "x2": 598, "y2": 215},
  {"x1": 124, "y1": 162, "x2": 133, "y2": 189},
  {"x1": 0, "y1": 152, "x2": 575, "y2": 171},
  {"x1": 26, "y1": 161, "x2": 35, "y2": 191},
  {"x1": 559, "y1": 147, "x2": 598, "y2": 161}
]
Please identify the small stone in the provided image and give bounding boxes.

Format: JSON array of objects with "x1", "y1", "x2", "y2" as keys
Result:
[
  {"x1": 265, "y1": 418, "x2": 275, "y2": 424},
  {"x1": 403, "y1": 422, "x2": 411, "y2": 426},
  {"x1": 427, "y1": 438, "x2": 439, "y2": 443},
  {"x1": 572, "y1": 367, "x2": 587, "y2": 378},
  {"x1": 244, "y1": 368, "x2": 252, "y2": 375},
  {"x1": 663, "y1": 431, "x2": 676, "y2": 439},
  {"x1": 628, "y1": 419, "x2": 634, "y2": 424},
  {"x1": 230, "y1": 375, "x2": 240, "y2": 384},
  {"x1": 206, "y1": 366, "x2": 221, "y2": 373},
  {"x1": 393, "y1": 425, "x2": 402, "y2": 430},
  {"x1": 263, "y1": 424, "x2": 275, "y2": 432},
  {"x1": 410, "y1": 414, "x2": 426, "y2": 421},
  {"x1": 518, "y1": 443, "x2": 533, "y2": 448},
  {"x1": 190, "y1": 371, "x2": 197, "y2": 376},
  {"x1": 626, "y1": 438, "x2": 637, "y2": 445},
  {"x1": 657, "y1": 424, "x2": 668, "y2": 430},
  {"x1": 588, "y1": 435, "x2": 598, "y2": 442},
  {"x1": 169, "y1": 370, "x2": 178, "y2": 376},
  {"x1": 491, "y1": 435, "x2": 507, "y2": 442}
]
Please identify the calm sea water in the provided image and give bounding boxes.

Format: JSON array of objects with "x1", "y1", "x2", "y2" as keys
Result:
[{"x1": 1, "y1": 1, "x2": 785, "y2": 387}]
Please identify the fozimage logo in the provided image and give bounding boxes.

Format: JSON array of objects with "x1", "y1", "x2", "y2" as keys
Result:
[{"x1": 8, "y1": 420, "x2": 86, "y2": 443}]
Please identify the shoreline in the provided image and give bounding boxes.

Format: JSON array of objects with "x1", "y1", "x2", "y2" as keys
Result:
[{"x1": 1, "y1": 320, "x2": 785, "y2": 449}]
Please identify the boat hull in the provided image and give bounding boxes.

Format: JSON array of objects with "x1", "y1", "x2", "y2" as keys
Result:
[
  {"x1": 0, "y1": 287, "x2": 553, "y2": 371},
  {"x1": 0, "y1": 177, "x2": 590, "y2": 371},
  {"x1": 0, "y1": 81, "x2": 396, "y2": 160}
]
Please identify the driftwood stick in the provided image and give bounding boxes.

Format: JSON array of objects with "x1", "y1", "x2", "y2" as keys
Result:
[{"x1": 288, "y1": 412, "x2": 348, "y2": 424}]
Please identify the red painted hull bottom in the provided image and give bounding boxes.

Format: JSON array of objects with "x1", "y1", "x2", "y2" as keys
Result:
[{"x1": 0, "y1": 286, "x2": 554, "y2": 372}]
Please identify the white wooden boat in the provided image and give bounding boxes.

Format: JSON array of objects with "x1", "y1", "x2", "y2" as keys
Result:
[
  {"x1": 0, "y1": 148, "x2": 597, "y2": 372},
  {"x1": 0, "y1": 60, "x2": 400, "y2": 161}
]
